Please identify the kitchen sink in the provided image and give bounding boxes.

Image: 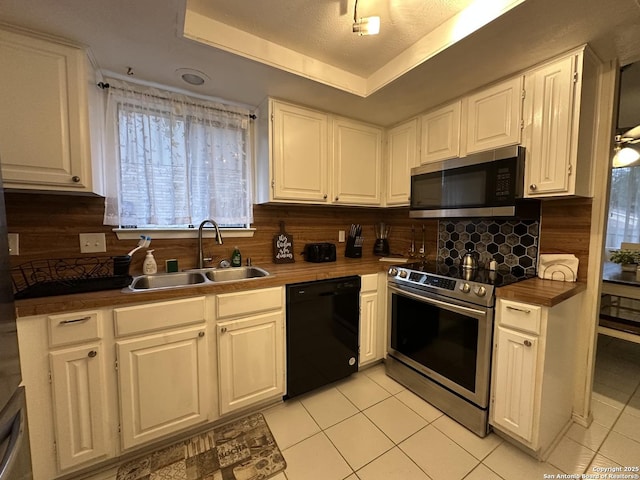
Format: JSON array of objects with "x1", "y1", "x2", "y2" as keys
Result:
[
  {"x1": 128, "y1": 272, "x2": 207, "y2": 291},
  {"x1": 202, "y1": 266, "x2": 270, "y2": 282},
  {"x1": 126, "y1": 266, "x2": 270, "y2": 292}
]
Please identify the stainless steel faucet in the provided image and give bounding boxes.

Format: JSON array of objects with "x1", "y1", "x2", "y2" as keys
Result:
[{"x1": 197, "y1": 219, "x2": 224, "y2": 268}]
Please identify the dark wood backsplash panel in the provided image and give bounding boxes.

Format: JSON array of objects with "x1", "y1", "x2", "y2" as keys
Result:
[
  {"x1": 539, "y1": 197, "x2": 592, "y2": 282},
  {"x1": 4, "y1": 193, "x2": 438, "y2": 275},
  {"x1": 6, "y1": 192, "x2": 591, "y2": 280}
]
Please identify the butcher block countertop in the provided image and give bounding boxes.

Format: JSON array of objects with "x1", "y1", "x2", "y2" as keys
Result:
[
  {"x1": 15, "y1": 257, "x2": 396, "y2": 317},
  {"x1": 496, "y1": 277, "x2": 587, "y2": 307}
]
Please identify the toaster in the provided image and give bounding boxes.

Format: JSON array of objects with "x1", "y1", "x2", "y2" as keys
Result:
[{"x1": 303, "y1": 243, "x2": 337, "y2": 263}]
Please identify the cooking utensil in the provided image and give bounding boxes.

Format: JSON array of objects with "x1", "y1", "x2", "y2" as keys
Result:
[{"x1": 461, "y1": 249, "x2": 479, "y2": 269}]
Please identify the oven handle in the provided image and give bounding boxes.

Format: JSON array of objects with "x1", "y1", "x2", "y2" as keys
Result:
[{"x1": 388, "y1": 284, "x2": 487, "y2": 318}]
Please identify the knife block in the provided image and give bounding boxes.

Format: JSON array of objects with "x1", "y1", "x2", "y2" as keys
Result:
[{"x1": 345, "y1": 234, "x2": 363, "y2": 258}]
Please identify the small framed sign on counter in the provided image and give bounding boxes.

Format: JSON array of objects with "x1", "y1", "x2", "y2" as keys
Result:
[{"x1": 273, "y1": 221, "x2": 295, "y2": 263}]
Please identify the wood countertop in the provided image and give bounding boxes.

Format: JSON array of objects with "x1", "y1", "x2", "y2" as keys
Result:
[
  {"x1": 496, "y1": 277, "x2": 586, "y2": 307},
  {"x1": 15, "y1": 257, "x2": 399, "y2": 317}
]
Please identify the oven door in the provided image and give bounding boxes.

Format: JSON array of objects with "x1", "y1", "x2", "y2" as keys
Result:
[{"x1": 387, "y1": 283, "x2": 493, "y2": 408}]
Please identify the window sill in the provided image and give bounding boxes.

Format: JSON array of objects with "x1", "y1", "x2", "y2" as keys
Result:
[{"x1": 113, "y1": 227, "x2": 256, "y2": 240}]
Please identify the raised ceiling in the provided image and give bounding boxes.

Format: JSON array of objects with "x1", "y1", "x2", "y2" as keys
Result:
[{"x1": 1, "y1": 0, "x2": 640, "y2": 126}]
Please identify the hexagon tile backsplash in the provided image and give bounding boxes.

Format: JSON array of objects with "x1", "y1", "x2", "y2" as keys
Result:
[{"x1": 438, "y1": 219, "x2": 539, "y2": 276}]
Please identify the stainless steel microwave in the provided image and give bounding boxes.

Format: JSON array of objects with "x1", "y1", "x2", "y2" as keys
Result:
[{"x1": 410, "y1": 145, "x2": 538, "y2": 218}]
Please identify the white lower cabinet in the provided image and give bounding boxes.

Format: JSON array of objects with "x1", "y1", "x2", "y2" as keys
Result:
[
  {"x1": 49, "y1": 344, "x2": 109, "y2": 471},
  {"x1": 17, "y1": 309, "x2": 117, "y2": 479},
  {"x1": 215, "y1": 287, "x2": 285, "y2": 415},
  {"x1": 490, "y1": 294, "x2": 583, "y2": 458},
  {"x1": 492, "y1": 326, "x2": 538, "y2": 441},
  {"x1": 113, "y1": 297, "x2": 210, "y2": 450},
  {"x1": 116, "y1": 325, "x2": 209, "y2": 450},
  {"x1": 359, "y1": 273, "x2": 386, "y2": 367}
]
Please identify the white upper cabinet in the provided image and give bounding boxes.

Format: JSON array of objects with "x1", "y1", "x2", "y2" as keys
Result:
[
  {"x1": 332, "y1": 117, "x2": 383, "y2": 205},
  {"x1": 267, "y1": 100, "x2": 330, "y2": 203},
  {"x1": 386, "y1": 118, "x2": 418, "y2": 206},
  {"x1": 465, "y1": 76, "x2": 523, "y2": 154},
  {"x1": 0, "y1": 27, "x2": 103, "y2": 194},
  {"x1": 420, "y1": 101, "x2": 460, "y2": 164},
  {"x1": 522, "y1": 46, "x2": 600, "y2": 198},
  {"x1": 255, "y1": 98, "x2": 383, "y2": 206}
]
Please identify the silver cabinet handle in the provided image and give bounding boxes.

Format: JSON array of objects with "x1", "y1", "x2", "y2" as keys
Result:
[
  {"x1": 323, "y1": 194, "x2": 328, "y2": 199},
  {"x1": 88, "y1": 350, "x2": 97, "y2": 358},
  {"x1": 198, "y1": 331, "x2": 205, "y2": 338},
  {"x1": 59, "y1": 316, "x2": 92, "y2": 325},
  {"x1": 506, "y1": 306, "x2": 531, "y2": 314},
  {"x1": 529, "y1": 184, "x2": 537, "y2": 191},
  {"x1": 524, "y1": 340, "x2": 532, "y2": 347},
  {"x1": 72, "y1": 176, "x2": 81, "y2": 183}
]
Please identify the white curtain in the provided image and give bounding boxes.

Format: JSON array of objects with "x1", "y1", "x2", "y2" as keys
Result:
[{"x1": 103, "y1": 80, "x2": 253, "y2": 227}]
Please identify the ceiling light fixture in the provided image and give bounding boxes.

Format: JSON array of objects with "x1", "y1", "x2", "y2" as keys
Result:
[
  {"x1": 175, "y1": 68, "x2": 210, "y2": 86},
  {"x1": 352, "y1": 0, "x2": 380, "y2": 36},
  {"x1": 612, "y1": 125, "x2": 640, "y2": 168}
]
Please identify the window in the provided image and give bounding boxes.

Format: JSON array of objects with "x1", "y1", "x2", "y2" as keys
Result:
[
  {"x1": 606, "y1": 166, "x2": 640, "y2": 249},
  {"x1": 103, "y1": 80, "x2": 253, "y2": 229}
]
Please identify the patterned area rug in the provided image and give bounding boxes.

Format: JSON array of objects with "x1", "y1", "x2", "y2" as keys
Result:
[{"x1": 117, "y1": 413, "x2": 286, "y2": 480}]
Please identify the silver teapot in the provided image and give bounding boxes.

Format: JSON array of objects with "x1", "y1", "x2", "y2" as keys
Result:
[{"x1": 461, "y1": 249, "x2": 479, "y2": 270}]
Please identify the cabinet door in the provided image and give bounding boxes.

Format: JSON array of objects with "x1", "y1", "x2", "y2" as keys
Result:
[
  {"x1": 218, "y1": 311, "x2": 284, "y2": 415},
  {"x1": 523, "y1": 55, "x2": 576, "y2": 196},
  {"x1": 492, "y1": 327, "x2": 538, "y2": 442},
  {"x1": 272, "y1": 101, "x2": 329, "y2": 202},
  {"x1": 466, "y1": 77, "x2": 523, "y2": 154},
  {"x1": 359, "y1": 290, "x2": 379, "y2": 367},
  {"x1": 386, "y1": 119, "x2": 418, "y2": 206},
  {"x1": 0, "y1": 29, "x2": 91, "y2": 190},
  {"x1": 117, "y1": 326, "x2": 209, "y2": 450},
  {"x1": 49, "y1": 344, "x2": 108, "y2": 470},
  {"x1": 332, "y1": 118, "x2": 383, "y2": 205},
  {"x1": 420, "y1": 101, "x2": 461, "y2": 164}
]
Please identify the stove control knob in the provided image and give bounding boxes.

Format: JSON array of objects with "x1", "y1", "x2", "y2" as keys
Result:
[
  {"x1": 388, "y1": 267, "x2": 398, "y2": 276},
  {"x1": 474, "y1": 286, "x2": 487, "y2": 297},
  {"x1": 399, "y1": 270, "x2": 408, "y2": 278},
  {"x1": 459, "y1": 283, "x2": 471, "y2": 293}
]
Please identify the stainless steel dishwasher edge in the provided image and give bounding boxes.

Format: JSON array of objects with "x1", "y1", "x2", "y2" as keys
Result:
[{"x1": 285, "y1": 276, "x2": 361, "y2": 399}]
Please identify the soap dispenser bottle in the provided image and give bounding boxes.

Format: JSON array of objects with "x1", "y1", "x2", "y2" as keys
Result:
[
  {"x1": 231, "y1": 246, "x2": 242, "y2": 267},
  {"x1": 143, "y1": 250, "x2": 158, "y2": 274}
]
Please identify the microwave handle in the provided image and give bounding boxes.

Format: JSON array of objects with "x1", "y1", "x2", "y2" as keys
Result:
[{"x1": 388, "y1": 284, "x2": 487, "y2": 318}]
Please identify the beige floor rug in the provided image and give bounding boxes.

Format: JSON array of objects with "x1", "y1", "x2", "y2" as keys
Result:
[{"x1": 116, "y1": 413, "x2": 286, "y2": 480}]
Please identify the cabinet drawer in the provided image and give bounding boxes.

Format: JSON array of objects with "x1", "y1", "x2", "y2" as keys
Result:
[
  {"x1": 217, "y1": 287, "x2": 283, "y2": 319},
  {"x1": 114, "y1": 297, "x2": 206, "y2": 337},
  {"x1": 498, "y1": 300, "x2": 542, "y2": 334},
  {"x1": 360, "y1": 274, "x2": 378, "y2": 292},
  {"x1": 48, "y1": 311, "x2": 100, "y2": 347}
]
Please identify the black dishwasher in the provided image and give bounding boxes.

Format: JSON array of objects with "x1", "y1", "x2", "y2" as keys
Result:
[{"x1": 285, "y1": 276, "x2": 361, "y2": 398}]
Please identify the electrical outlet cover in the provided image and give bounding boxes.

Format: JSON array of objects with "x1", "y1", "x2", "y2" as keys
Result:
[
  {"x1": 79, "y1": 233, "x2": 107, "y2": 253},
  {"x1": 8, "y1": 233, "x2": 19, "y2": 255}
]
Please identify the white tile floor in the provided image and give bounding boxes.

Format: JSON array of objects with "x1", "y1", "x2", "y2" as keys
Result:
[{"x1": 262, "y1": 334, "x2": 640, "y2": 480}]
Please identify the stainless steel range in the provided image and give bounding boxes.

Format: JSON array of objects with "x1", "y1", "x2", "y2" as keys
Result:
[{"x1": 386, "y1": 261, "x2": 529, "y2": 437}]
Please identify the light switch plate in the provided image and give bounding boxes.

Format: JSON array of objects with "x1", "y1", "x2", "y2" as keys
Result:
[
  {"x1": 8, "y1": 233, "x2": 19, "y2": 256},
  {"x1": 79, "y1": 233, "x2": 106, "y2": 253},
  {"x1": 338, "y1": 230, "x2": 346, "y2": 243}
]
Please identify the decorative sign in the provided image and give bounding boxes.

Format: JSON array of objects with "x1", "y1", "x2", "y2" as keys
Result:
[{"x1": 273, "y1": 221, "x2": 295, "y2": 264}]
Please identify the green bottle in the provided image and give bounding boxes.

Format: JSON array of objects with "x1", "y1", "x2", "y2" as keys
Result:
[{"x1": 231, "y1": 246, "x2": 242, "y2": 267}]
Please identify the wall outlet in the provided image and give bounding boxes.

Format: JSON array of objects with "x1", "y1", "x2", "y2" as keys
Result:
[
  {"x1": 338, "y1": 230, "x2": 345, "y2": 243},
  {"x1": 79, "y1": 233, "x2": 106, "y2": 253},
  {"x1": 8, "y1": 233, "x2": 19, "y2": 256}
]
